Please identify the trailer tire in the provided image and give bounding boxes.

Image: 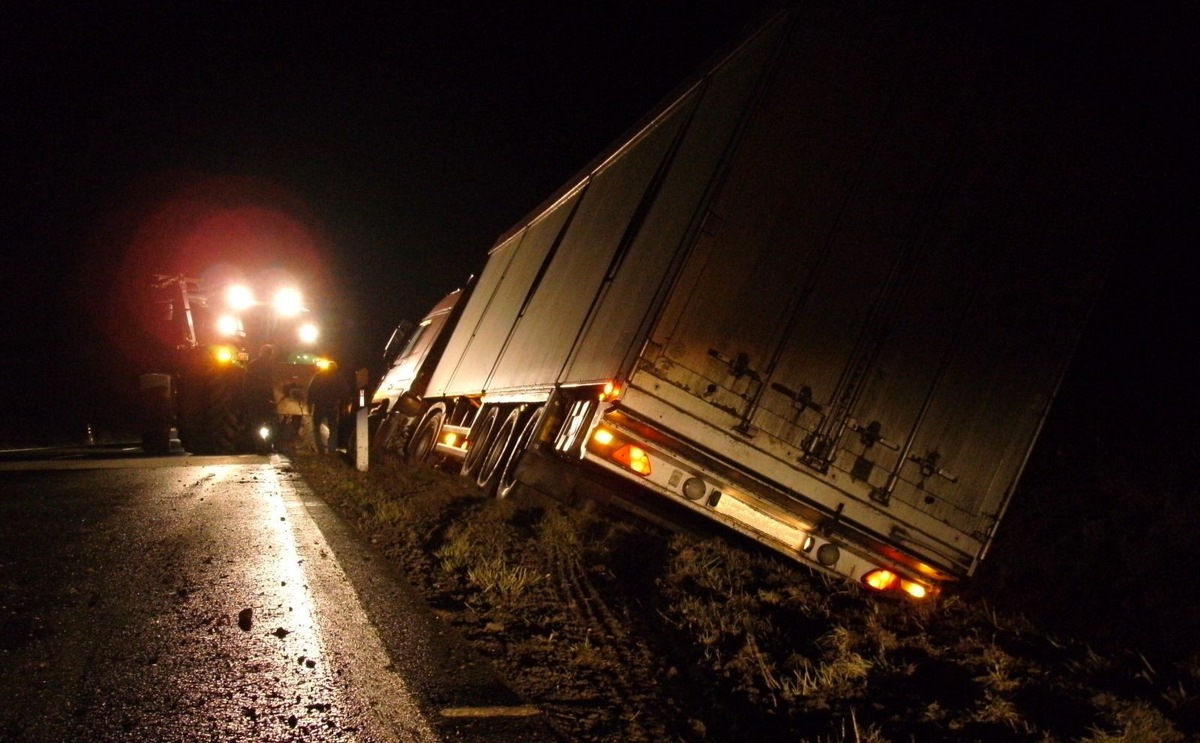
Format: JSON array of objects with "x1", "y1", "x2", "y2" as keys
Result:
[
  {"x1": 497, "y1": 406, "x2": 543, "y2": 499},
  {"x1": 460, "y1": 407, "x2": 500, "y2": 479},
  {"x1": 406, "y1": 408, "x2": 444, "y2": 465},
  {"x1": 477, "y1": 408, "x2": 520, "y2": 495}
]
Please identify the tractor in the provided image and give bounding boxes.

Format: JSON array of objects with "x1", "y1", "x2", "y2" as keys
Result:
[{"x1": 138, "y1": 273, "x2": 326, "y2": 455}]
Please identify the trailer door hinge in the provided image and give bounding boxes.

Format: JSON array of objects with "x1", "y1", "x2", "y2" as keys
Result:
[
  {"x1": 708, "y1": 349, "x2": 761, "y2": 381},
  {"x1": 848, "y1": 419, "x2": 898, "y2": 451},
  {"x1": 909, "y1": 449, "x2": 958, "y2": 483},
  {"x1": 771, "y1": 381, "x2": 824, "y2": 413}
]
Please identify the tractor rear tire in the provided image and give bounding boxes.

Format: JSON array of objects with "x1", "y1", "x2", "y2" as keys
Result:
[
  {"x1": 178, "y1": 366, "x2": 245, "y2": 455},
  {"x1": 207, "y1": 367, "x2": 244, "y2": 453}
]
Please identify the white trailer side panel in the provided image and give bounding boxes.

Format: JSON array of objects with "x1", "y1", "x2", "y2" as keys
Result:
[
  {"x1": 561, "y1": 18, "x2": 788, "y2": 386},
  {"x1": 430, "y1": 190, "x2": 580, "y2": 398},
  {"x1": 425, "y1": 3, "x2": 1120, "y2": 580},
  {"x1": 442, "y1": 15, "x2": 791, "y2": 398},
  {"x1": 625, "y1": 5, "x2": 1118, "y2": 575},
  {"x1": 483, "y1": 103, "x2": 686, "y2": 392}
]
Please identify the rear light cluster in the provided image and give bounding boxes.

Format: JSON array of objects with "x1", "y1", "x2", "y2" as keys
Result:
[
  {"x1": 588, "y1": 427, "x2": 652, "y2": 476},
  {"x1": 584, "y1": 390, "x2": 935, "y2": 603},
  {"x1": 612, "y1": 443, "x2": 652, "y2": 475},
  {"x1": 863, "y1": 569, "x2": 930, "y2": 599}
]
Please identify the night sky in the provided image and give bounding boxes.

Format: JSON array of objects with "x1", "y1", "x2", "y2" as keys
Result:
[
  {"x1": 3, "y1": 2, "x2": 778, "y2": 439},
  {"x1": 2, "y1": 1, "x2": 1196, "y2": 460}
]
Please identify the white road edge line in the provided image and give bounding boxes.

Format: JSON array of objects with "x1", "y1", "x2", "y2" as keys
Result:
[{"x1": 270, "y1": 457, "x2": 442, "y2": 743}]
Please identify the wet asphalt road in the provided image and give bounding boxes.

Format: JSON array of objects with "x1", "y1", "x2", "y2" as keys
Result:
[{"x1": 0, "y1": 451, "x2": 553, "y2": 742}]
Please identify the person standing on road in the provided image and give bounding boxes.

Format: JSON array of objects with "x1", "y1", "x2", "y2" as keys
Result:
[{"x1": 307, "y1": 361, "x2": 348, "y2": 455}]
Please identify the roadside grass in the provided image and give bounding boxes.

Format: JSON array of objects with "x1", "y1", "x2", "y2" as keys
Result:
[{"x1": 290, "y1": 452, "x2": 1199, "y2": 742}]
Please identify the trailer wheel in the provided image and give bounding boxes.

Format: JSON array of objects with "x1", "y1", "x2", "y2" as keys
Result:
[
  {"x1": 460, "y1": 407, "x2": 500, "y2": 479},
  {"x1": 406, "y1": 408, "x2": 444, "y2": 465},
  {"x1": 497, "y1": 406, "x2": 543, "y2": 499},
  {"x1": 476, "y1": 408, "x2": 520, "y2": 495}
]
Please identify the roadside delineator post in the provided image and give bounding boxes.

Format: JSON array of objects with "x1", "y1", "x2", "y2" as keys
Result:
[{"x1": 355, "y1": 368, "x2": 368, "y2": 472}]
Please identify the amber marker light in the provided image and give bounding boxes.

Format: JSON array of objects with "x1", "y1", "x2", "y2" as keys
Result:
[
  {"x1": 214, "y1": 346, "x2": 235, "y2": 364},
  {"x1": 591, "y1": 428, "x2": 615, "y2": 446},
  {"x1": 900, "y1": 580, "x2": 929, "y2": 599},
  {"x1": 442, "y1": 432, "x2": 459, "y2": 448},
  {"x1": 599, "y1": 381, "x2": 623, "y2": 402}
]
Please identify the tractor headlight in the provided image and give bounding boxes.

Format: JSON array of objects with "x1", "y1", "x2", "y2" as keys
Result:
[
  {"x1": 216, "y1": 314, "x2": 240, "y2": 337},
  {"x1": 298, "y1": 322, "x2": 319, "y2": 345},
  {"x1": 226, "y1": 284, "x2": 254, "y2": 311},
  {"x1": 273, "y1": 287, "x2": 303, "y2": 317}
]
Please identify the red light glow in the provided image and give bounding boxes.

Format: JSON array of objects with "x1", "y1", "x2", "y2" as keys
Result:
[{"x1": 90, "y1": 174, "x2": 334, "y2": 371}]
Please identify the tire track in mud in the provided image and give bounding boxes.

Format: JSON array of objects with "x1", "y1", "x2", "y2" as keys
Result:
[{"x1": 541, "y1": 543, "x2": 668, "y2": 740}]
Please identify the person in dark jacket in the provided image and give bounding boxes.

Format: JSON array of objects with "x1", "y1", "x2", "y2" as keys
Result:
[{"x1": 307, "y1": 361, "x2": 348, "y2": 454}]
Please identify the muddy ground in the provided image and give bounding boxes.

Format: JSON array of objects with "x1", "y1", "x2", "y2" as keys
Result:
[{"x1": 291, "y1": 452, "x2": 1198, "y2": 742}]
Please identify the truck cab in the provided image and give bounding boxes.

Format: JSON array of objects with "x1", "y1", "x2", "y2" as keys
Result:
[{"x1": 368, "y1": 285, "x2": 468, "y2": 452}]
